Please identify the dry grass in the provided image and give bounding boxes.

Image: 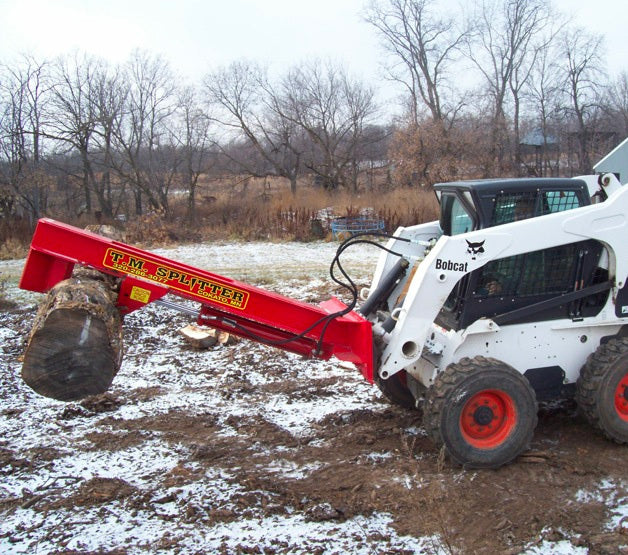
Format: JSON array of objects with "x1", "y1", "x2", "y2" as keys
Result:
[
  {"x1": 0, "y1": 278, "x2": 17, "y2": 309},
  {"x1": 177, "y1": 175, "x2": 439, "y2": 243},
  {"x1": 0, "y1": 237, "x2": 29, "y2": 260},
  {"x1": 0, "y1": 175, "x2": 440, "y2": 256}
]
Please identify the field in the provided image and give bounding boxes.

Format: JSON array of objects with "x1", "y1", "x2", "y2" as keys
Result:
[{"x1": 1, "y1": 241, "x2": 628, "y2": 554}]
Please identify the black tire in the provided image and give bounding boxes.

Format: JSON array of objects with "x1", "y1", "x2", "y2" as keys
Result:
[
  {"x1": 376, "y1": 370, "x2": 417, "y2": 410},
  {"x1": 424, "y1": 357, "x2": 538, "y2": 469},
  {"x1": 576, "y1": 337, "x2": 628, "y2": 443}
]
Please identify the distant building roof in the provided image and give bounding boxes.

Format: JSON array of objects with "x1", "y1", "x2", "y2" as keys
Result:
[
  {"x1": 594, "y1": 136, "x2": 628, "y2": 183},
  {"x1": 520, "y1": 130, "x2": 558, "y2": 147}
]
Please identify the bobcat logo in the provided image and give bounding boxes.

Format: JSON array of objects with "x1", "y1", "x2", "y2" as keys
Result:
[{"x1": 466, "y1": 240, "x2": 485, "y2": 260}]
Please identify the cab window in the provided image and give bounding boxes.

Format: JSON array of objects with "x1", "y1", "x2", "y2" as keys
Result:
[
  {"x1": 544, "y1": 190, "x2": 582, "y2": 213},
  {"x1": 492, "y1": 192, "x2": 537, "y2": 225},
  {"x1": 440, "y1": 194, "x2": 474, "y2": 236},
  {"x1": 491, "y1": 190, "x2": 584, "y2": 227}
]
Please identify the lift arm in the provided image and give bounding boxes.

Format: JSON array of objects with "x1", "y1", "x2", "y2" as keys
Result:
[{"x1": 20, "y1": 218, "x2": 375, "y2": 381}]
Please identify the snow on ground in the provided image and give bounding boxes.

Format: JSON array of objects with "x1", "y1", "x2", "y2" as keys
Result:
[
  {"x1": 0, "y1": 241, "x2": 443, "y2": 554},
  {"x1": 2, "y1": 240, "x2": 628, "y2": 553}
]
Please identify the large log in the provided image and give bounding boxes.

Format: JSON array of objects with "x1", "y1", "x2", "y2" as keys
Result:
[{"x1": 21, "y1": 276, "x2": 124, "y2": 401}]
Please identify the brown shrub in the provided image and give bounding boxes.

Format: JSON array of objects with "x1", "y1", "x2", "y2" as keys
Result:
[{"x1": 0, "y1": 178, "x2": 440, "y2": 250}]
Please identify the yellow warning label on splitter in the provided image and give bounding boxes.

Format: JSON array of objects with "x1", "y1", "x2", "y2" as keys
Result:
[{"x1": 129, "y1": 285, "x2": 151, "y2": 304}]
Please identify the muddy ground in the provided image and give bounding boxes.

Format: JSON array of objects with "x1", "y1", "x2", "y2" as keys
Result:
[{"x1": 1, "y1": 245, "x2": 628, "y2": 554}]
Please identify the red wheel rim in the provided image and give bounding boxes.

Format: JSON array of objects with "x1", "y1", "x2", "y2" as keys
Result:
[
  {"x1": 614, "y1": 372, "x2": 628, "y2": 422},
  {"x1": 460, "y1": 389, "x2": 517, "y2": 449}
]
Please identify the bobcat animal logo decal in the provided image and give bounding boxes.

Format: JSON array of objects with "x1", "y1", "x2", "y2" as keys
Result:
[
  {"x1": 434, "y1": 239, "x2": 487, "y2": 273},
  {"x1": 466, "y1": 240, "x2": 485, "y2": 260}
]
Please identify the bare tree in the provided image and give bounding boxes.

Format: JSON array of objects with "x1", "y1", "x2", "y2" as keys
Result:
[
  {"x1": 48, "y1": 53, "x2": 101, "y2": 215},
  {"x1": 561, "y1": 28, "x2": 606, "y2": 174},
  {"x1": 91, "y1": 63, "x2": 128, "y2": 218},
  {"x1": 0, "y1": 55, "x2": 50, "y2": 223},
  {"x1": 608, "y1": 71, "x2": 628, "y2": 137},
  {"x1": 364, "y1": 0, "x2": 468, "y2": 124},
  {"x1": 112, "y1": 50, "x2": 177, "y2": 216},
  {"x1": 280, "y1": 60, "x2": 378, "y2": 191},
  {"x1": 171, "y1": 85, "x2": 213, "y2": 223},
  {"x1": 48, "y1": 55, "x2": 130, "y2": 220},
  {"x1": 523, "y1": 40, "x2": 566, "y2": 176},
  {"x1": 466, "y1": 0, "x2": 554, "y2": 173},
  {"x1": 203, "y1": 61, "x2": 304, "y2": 194},
  {"x1": 606, "y1": 72, "x2": 628, "y2": 137}
]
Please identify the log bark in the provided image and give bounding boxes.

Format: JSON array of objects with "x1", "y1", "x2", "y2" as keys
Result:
[{"x1": 21, "y1": 276, "x2": 123, "y2": 401}]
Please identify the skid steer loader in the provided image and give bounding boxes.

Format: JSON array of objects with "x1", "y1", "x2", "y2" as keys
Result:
[
  {"x1": 367, "y1": 173, "x2": 628, "y2": 468},
  {"x1": 18, "y1": 173, "x2": 628, "y2": 469}
]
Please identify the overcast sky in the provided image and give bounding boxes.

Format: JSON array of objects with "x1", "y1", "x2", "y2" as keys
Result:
[{"x1": 1, "y1": 0, "x2": 626, "y2": 99}]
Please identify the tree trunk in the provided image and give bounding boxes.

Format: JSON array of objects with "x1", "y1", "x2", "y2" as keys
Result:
[
  {"x1": 134, "y1": 190, "x2": 142, "y2": 215},
  {"x1": 21, "y1": 276, "x2": 123, "y2": 401}
]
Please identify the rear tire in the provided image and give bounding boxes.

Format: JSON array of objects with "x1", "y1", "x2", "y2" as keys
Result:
[
  {"x1": 576, "y1": 338, "x2": 628, "y2": 443},
  {"x1": 424, "y1": 357, "x2": 538, "y2": 469}
]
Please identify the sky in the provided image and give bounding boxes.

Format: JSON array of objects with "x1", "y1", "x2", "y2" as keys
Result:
[{"x1": 0, "y1": 0, "x2": 626, "y2": 102}]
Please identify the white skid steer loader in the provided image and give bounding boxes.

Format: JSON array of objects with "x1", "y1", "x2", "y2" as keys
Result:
[{"x1": 367, "y1": 173, "x2": 628, "y2": 468}]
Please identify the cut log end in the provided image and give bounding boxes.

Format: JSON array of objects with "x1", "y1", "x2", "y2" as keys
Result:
[
  {"x1": 179, "y1": 324, "x2": 235, "y2": 349},
  {"x1": 21, "y1": 278, "x2": 123, "y2": 402}
]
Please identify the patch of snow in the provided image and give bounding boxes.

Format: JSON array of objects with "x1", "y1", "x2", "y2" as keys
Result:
[
  {"x1": 1, "y1": 509, "x2": 444, "y2": 555},
  {"x1": 262, "y1": 392, "x2": 380, "y2": 438},
  {"x1": 573, "y1": 477, "x2": 628, "y2": 532},
  {"x1": 263, "y1": 459, "x2": 324, "y2": 479},
  {"x1": 362, "y1": 452, "x2": 394, "y2": 463},
  {"x1": 521, "y1": 540, "x2": 588, "y2": 555}
]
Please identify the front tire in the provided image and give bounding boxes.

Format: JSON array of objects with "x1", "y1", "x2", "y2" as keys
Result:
[
  {"x1": 376, "y1": 370, "x2": 417, "y2": 410},
  {"x1": 576, "y1": 338, "x2": 628, "y2": 443},
  {"x1": 424, "y1": 357, "x2": 538, "y2": 469}
]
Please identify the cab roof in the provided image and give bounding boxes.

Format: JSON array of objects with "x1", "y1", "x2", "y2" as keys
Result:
[{"x1": 433, "y1": 177, "x2": 587, "y2": 195}]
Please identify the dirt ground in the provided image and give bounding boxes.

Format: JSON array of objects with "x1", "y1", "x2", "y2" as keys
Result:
[{"x1": 2, "y1": 261, "x2": 628, "y2": 553}]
